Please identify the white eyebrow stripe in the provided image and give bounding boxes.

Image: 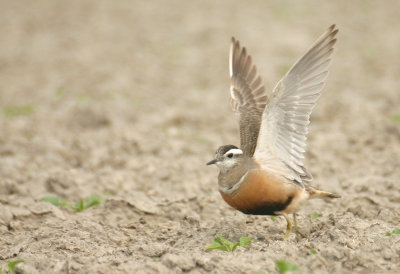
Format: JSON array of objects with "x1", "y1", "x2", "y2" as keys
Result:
[
  {"x1": 224, "y1": 149, "x2": 243, "y2": 156},
  {"x1": 219, "y1": 171, "x2": 248, "y2": 194}
]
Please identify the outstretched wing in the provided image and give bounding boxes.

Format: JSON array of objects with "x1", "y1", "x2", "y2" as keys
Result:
[
  {"x1": 253, "y1": 25, "x2": 338, "y2": 187},
  {"x1": 229, "y1": 37, "x2": 268, "y2": 157}
]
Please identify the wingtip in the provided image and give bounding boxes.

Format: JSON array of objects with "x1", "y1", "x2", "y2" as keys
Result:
[
  {"x1": 330, "y1": 24, "x2": 339, "y2": 36},
  {"x1": 229, "y1": 38, "x2": 237, "y2": 76},
  {"x1": 329, "y1": 193, "x2": 341, "y2": 199},
  {"x1": 231, "y1": 37, "x2": 239, "y2": 48}
]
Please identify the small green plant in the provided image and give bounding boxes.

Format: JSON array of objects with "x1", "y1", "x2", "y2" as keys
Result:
[
  {"x1": 41, "y1": 195, "x2": 102, "y2": 212},
  {"x1": 0, "y1": 259, "x2": 25, "y2": 274},
  {"x1": 393, "y1": 228, "x2": 400, "y2": 234},
  {"x1": 55, "y1": 88, "x2": 65, "y2": 99},
  {"x1": 2, "y1": 105, "x2": 34, "y2": 117},
  {"x1": 311, "y1": 213, "x2": 319, "y2": 220},
  {"x1": 205, "y1": 235, "x2": 252, "y2": 252},
  {"x1": 195, "y1": 135, "x2": 207, "y2": 143},
  {"x1": 310, "y1": 249, "x2": 317, "y2": 254},
  {"x1": 392, "y1": 115, "x2": 400, "y2": 122},
  {"x1": 270, "y1": 215, "x2": 276, "y2": 221},
  {"x1": 275, "y1": 260, "x2": 299, "y2": 274},
  {"x1": 386, "y1": 228, "x2": 400, "y2": 236},
  {"x1": 77, "y1": 93, "x2": 92, "y2": 105}
]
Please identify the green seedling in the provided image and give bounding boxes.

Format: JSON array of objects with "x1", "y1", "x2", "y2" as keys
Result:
[
  {"x1": 310, "y1": 249, "x2": 317, "y2": 254},
  {"x1": 41, "y1": 195, "x2": 102, "y2": 212},
  {"x1": 311, "y1": 213, "x2": 319, "y2": 220},
  {"x1": 275, "y1": 260, "x2": 299, "y2": 274},
  {"x1": 392, "y1": 228, "x2": 400, "y2": 234},
  {"x1": 2, "y1": 105, "x2": 34, "y2": 117},
  {"x1": 258, "y1": 270, "x2": 267, "y2": 274},
  {"x1": 55, "y1": 88, "x2": 65, "y2": 99},
  {"x1": 0, "y1": 259, "x2": 25, "y2": 274},
  {"x1": 392, "y1": 115, "x2": 400, "y2": 122},
  {"x1": 205, "y1": 235, "x2": 252, "y2": 252},
  {"x1": 386, "y1": 228, "x2": 400, "y2": 237},
  {"x1": 41, "y1": 196, "x2": 62, "y2": 206},
  {"x1": 77, "y1": 93, "x2": 92, "y2": 105},
  {"x1": 195, "y1": 135, "x2": 207, "y2": 143},
  {"x1": 270, "y1": 215, "x2": 276, "y2": 221},
  {"x1": 391, "y1": 114, "x2": 400, "y2": 122}
]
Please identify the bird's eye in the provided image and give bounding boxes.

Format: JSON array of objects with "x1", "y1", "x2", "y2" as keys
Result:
[{"x1": 227, "y1": 153, "x2": 233, "y2": 158}]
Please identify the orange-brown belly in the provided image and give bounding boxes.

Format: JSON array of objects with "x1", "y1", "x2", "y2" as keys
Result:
[{"x1": 219, "y1": 170, "x2": 295, "y2": 216}]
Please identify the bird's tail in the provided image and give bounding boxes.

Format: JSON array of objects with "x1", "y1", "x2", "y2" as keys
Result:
[{"x1": 308, "y1": 189, "x2": 341, "y2": 200}]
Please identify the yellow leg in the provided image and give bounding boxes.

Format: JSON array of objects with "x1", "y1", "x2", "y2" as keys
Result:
[
  {"x1": 293, "y1": 213, "x2": 306, "y2": 240},
  {"x1": 282, "y1": 213, "x2": 293, "y2": 240}
]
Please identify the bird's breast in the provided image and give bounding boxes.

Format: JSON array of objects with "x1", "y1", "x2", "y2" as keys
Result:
[{"x1": 219, "y1": 169, "x2": 297, "y2": 215}]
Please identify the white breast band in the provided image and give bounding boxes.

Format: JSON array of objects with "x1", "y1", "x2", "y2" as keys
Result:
[{"x1": 219, "y1": 172, "x2": 248, "y2": 194}]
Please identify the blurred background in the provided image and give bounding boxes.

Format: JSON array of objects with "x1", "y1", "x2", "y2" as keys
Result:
[
  {"x1": 0, "y1": 0, "x2": 400, "y2": 209},
  {"x1": 0, "y1": 0, "x2": 399, "y2": 272},
  {"x1": 1, "y1": 0, "x2": 399, "y2": 200}
]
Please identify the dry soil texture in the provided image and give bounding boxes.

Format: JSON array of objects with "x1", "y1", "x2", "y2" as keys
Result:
[{"x1": 1, "y1": 0, "x2": 400, "y2": 273}]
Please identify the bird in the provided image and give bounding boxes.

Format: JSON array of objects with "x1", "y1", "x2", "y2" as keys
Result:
[{"x1": 206, "y1": 25, "x2": 341, "y2": 240}]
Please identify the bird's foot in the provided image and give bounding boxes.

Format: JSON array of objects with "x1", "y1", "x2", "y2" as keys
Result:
[
  {"x1": 282, "y1": 214, "x2": 293, "y2": 240},
  {"x1": 293, "y1": 213, "x2": 306, "y2": 241}
]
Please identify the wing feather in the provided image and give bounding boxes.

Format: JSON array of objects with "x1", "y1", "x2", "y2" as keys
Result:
[
  {"x1": 229, "y1": 37, "x2": 268, "y2": 157},
  {"x1": 253, "y1": 25, "x2": 338, "y2": 187}
]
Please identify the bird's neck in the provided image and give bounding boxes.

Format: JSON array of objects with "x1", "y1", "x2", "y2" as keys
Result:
[{"x1": 218, "y1": 157, "x2": 254, "y2": 191}]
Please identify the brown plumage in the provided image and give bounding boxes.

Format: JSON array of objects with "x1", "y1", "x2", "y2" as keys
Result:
[{"x1": 207, "y1": 25, "x2": 341, "y2": 240}]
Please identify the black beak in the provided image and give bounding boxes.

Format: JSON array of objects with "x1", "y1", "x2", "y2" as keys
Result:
[{"x1": 206, "y1": 159, "x2": 218, "y2": 165}]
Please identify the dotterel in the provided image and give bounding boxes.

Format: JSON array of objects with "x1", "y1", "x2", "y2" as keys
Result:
[{"x1": 207, "y1": 25, "x2": 341, "y2": 240}]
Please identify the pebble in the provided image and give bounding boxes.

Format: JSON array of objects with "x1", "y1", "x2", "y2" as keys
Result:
[
  {"x1": 0, "y1": 204, "x2": 13, "y2": 225},
  {"x1": 162, "y1": 253, "x2": 196, "y2": 271},
  {"x1": 256, "y1": 233, "x2": 265, "y2": 241},
  {"x1": 136, "y1": 243, "x2": 169, "y2": 257}
]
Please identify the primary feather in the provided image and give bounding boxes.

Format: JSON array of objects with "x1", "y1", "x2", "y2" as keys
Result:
[{"x1": 254, "y1": 25, "x2": 338, "y2": 187}]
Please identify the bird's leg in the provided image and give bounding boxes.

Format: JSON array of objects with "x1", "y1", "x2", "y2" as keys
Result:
[
  {"x1": 293, "y1": 213, "x2": 306, "y2": 240},
  {"x1": 282, "y1": 213, "x2": 293, "y2": 240}
]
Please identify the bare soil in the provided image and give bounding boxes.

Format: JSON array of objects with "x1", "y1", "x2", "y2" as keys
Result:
[{"x1": 1, "y1": 0, "x2": 400, "y2": 273}]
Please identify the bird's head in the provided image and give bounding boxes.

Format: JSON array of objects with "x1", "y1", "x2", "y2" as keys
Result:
[{"x1": 206, "y1": 145, "x2": 244, "y2": 173}]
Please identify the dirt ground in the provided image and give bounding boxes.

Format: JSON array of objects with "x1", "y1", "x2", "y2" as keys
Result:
[{"x1": 1, "y1": 0, "x2": 400, "y2": 273}]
